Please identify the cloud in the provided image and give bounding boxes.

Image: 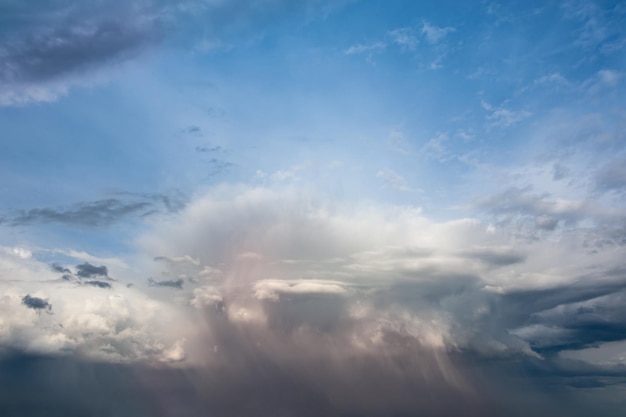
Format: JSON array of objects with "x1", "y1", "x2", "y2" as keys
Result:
[
  {"x1": 388, "y1": 27, "x2": 418, "y2": 50},
  {"x1": 8, "y1": 193, "x2": 183, "y2": 228},
  {"x1": 594, "y1": 154, "x2": 626, "y2": 193},
  {"x1": 21, "y1": 295, "x2": 52, "y2": 312},
  {"x1": 83, "y1": 280, "x2": 112, "y2": 289},
  {"x1": 477, "y1": 186, "x2": 626, "y2": 231},
  {"x1": 50, "y1": 263, "x2": 71, "y2": 274},
  {"x1": 2, "y1": 186, "x2": 626, "y2": 414},
  {"x1": 481, "y1": 100, "x2": 532, "y2": 128},
  {"x1": 195, "y1": 145, "x2": 221, "y2": 153},
  {"x1": 10, "y1": 199, "x2": 151, "y2": 227},
  {"x1": 0, "y1": 0, "x2": 162, "y2": 106},
  {"x1": 376, "y1": 168, "x2": 412, "y2": 191},
  {"x1": 148, "y1": 277, "x2": 184, "y2": 289},
  {"x1": 421, "y1": 22, "x2": 455, "y2": 44},
  {"x1": 75, "y1": 262, "x2": 109, "y2": 279},
  {"x1": 344, "y1": 41, "x2": 386, "y2": 55},
  {"x1": 0, "y1": 249, "x2": 187, "y2": 362}
]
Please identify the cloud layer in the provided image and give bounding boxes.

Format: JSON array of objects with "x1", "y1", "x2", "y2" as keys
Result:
[{"x1": 3, "y1": 186, "x2": 626, "y2": 414}]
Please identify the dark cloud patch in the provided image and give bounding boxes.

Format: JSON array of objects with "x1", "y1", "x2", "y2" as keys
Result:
[
  {"x1": 111, "y1": 191, "x2": 187, "y2": 214},
  {"x1": 21, "y1": 295, "x2": 51, "y2": 312},
  {"x1": 195, "y1": 145, "x2": 221, "y2": 153},
  {"x1": 7, "y1": 192, "x2": 185, "y2": 228},
  {"x1": 50, "y1": 263, "x2": 71, "y2": 274},
  {"x1": 11, "y1": 199, "x2": 151, "y2": 227},
  {"x1": 148, "y1": 277, "x2": 184, "y2": 289},
  {"x1": 76, "y1": 262, "x2": 108, "y2": 279},
  {"x1": 0, "y1": 0, "x2": 163, "y2": 105},
  {"x1": 183, "y1": 125, "x2": 202, "y2": 135},
  {"x1": 463, "y1": 248, "x2": 526, "y2": 267},
  {"x1": 594, "y1": 154, "x2": 626, "y2": 193},
  {"x1": 0, "y1": 19, "x2": 157, "y2": 84},
  {"x1": 205, "y1": 158, "x2": 234, "y2": 178},
  {"x1": 83, "y1": 280, "x2": 112, "y2": 289}
]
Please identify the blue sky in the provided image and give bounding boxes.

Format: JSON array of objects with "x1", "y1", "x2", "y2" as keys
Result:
[{"x1": 1, "y1": 1, "x2": 626, "y2": 416}]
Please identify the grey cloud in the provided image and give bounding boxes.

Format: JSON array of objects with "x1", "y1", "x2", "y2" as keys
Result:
[
  {"x1": 8, "y1": 192, "x2": 185, "y2": 227},
  {"x1": 21, "y1": 295, "x2": 51, "y2": 312},
  {"x1": 50, "y1": 263, "x2": 71, "y2": 274},
  {"x1": 462, "y1": 247, "x2": 526, "y2": 267},
  {"x1": 0, "y1": 0, "x2": 340, "y2": 106},
  {"x1": 594, "y1": 154, "x2": 626, "y2": 193},
  {"x1": 0, "y1": 19, "x2": 156, "y2": 84},
  {"x1": 183, "y1": 125, "x2": 202, "y2": 135},
  {"x1": 195, "y1": 145, "x2": 221, "y2": 153},
  {"x1": 0, "y1": 0, "x2": 163, "y2": 105},
  {"x1": 477, "y1": 186, "x2": 626, "y2": 231},
  {"x1": 11, "y1": 199, "x2": 151, "y2": 227},
  {"x1": 148, "y1": 277, "x2": 184, "y2": 289},
  {"x1": 76, "y1": 262, "x2": 108, "y2": 279},
  {"x1": 83, "y1": 280, "x2": 112, "y2": 289},
  {"x1": 205, "y1": 158, "x2": 234, "y2": 178}
]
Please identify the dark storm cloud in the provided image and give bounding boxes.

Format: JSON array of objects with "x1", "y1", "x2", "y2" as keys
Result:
[
  {"x1": 0, "y1": 352, "x2": 496, "y2": 417},
  {"x1": 76, "y1": 262, "x2": 108, "y2": 279},
  {"x1": 21, "y1": 295, "x2": 51, "y2": 312},
  {"x1": 148, "y1": 277, "x2": 183, "y2": 289}
]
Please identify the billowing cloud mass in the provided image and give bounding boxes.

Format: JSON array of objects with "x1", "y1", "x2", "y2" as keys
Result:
[
  {"x1": 2, "y1": 185, "x2": 626, "y2": 415},
  {"x1": 1, "y1": 0, "x2": 626, "y2": 416}
]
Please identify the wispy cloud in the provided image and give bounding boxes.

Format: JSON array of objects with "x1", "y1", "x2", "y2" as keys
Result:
[
  {"x1": 421, "y1": 21, "x2": 455, "y2": 44},
  {"x1": 481, "y1": 100, "x2": 532, "y2": 128},
  {"x1": 343, "y1": 41, "x2": 386, "y2": 55}
]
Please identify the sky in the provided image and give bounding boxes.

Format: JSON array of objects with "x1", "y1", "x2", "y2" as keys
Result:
[{"x1": 1, "y1": 0, "x2": 626, "y2": 415}]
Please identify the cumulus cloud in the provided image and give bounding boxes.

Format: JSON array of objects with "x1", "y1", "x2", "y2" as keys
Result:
[{"x1": 2, "y1": 186, "x2": 626, "y2": 415}]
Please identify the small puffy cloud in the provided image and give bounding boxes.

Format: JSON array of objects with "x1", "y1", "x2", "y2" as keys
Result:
[
  {"x1": 76, "y1": 262, "x2": 109, "y2": 279},
  {"x1": 22, "y1": 294, "x2": 52, "y2": 312}
]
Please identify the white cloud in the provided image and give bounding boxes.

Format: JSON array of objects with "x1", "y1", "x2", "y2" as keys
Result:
[
  {"x1": 376, "y1": 168, "x2": 412, "y2": 191},
  {"x1": 482, "y1": 100, "x2": 532, "y2": 128},
  {"x1": 421, "y1": 22, "x2": 455, "y2": 44},
  {"x1": 344, "y1": 41, "x2": 386, "y2": 55},
  {"x1": 388, "y1": 27, "x2": 418, "y2": 50}
]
